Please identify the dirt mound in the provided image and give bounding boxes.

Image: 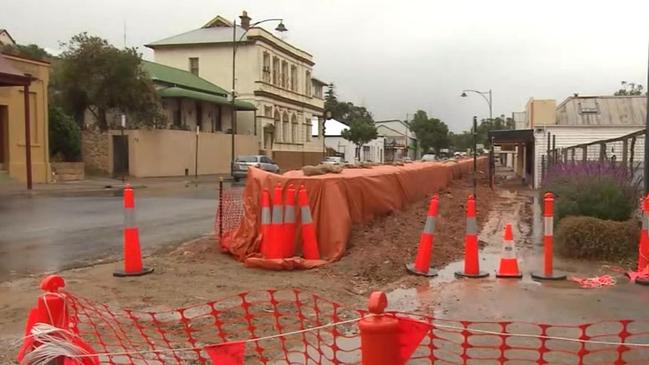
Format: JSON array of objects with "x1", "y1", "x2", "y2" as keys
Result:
[{"x1": 321, "y1": 176, "x2": 495, "y2": 294}]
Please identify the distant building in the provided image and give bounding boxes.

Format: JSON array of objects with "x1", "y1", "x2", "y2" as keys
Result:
[
  {"x1": 146, "y1": 11, "x2": 326, "y2": 171},
  {"x1": 0, "y1": 53, "x2": 50, "y2": 183},
  {"x1": 491, "y1": 95, "x2": 648, "y2": 188},
  {"x1": 375, "y1": 120, "x2": 418, "y2": 161},
  {"x1": 323, "y1": 119, "x2": 384, "y2": 163},
  {"x1": 0, "y1": 29, "x2": 16, "y2": 46}
]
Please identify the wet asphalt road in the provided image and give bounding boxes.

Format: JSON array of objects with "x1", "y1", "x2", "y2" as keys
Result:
[{"x1": 0, "y1": 185, "x2": 223, "y2": 282}]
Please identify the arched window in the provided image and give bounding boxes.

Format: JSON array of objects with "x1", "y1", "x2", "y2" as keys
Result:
[
  {"x1": 283, "y1": 111, "x2": 290, "y2": 143},
  {"x1": 274, "y1": 110, "x2": 281, "y2": 142},
  {"x1": 291, "y1": 114, "x2": 298, "y2": 143}
]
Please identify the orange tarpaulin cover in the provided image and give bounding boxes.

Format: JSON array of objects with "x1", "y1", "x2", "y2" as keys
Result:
[{"x1": 222, "y1": 158, "x2": 487, "y2": 270}]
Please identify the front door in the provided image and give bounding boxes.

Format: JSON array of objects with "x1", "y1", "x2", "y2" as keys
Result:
[
  {"x1": 112, "y1": 135, "x2": 129, "y2": 177},
  {"x1": 0, "y1": 106, "x2": 7, "y2": 170}
]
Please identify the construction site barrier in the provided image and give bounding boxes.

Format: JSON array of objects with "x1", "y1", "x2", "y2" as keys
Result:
[
  {"x1": 214, "y1": 184, "x2": 245, "y2": 252},
  {"x1": 17, "y1": 275, "x2": 649, "y2": 365},
  {"x1": 221, "y1": 159, "x2": 487, "y2": 270}
]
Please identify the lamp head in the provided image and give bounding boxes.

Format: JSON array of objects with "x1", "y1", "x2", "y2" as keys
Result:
[
  {"x1": 460, "y1": 92, "x2": 468, "y2": 97},
  {"x1": 275, "y1": 21, "x2": 288, "y2": 32}
]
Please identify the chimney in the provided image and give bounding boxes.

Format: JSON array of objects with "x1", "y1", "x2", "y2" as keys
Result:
[{"x1": 239, "y1": 11, "x2": 251, "y2": 30}]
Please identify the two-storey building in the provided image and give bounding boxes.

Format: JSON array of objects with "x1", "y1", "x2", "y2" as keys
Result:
[{"x1": 147, "y1": 11, "x2": 326, "y2": 170}]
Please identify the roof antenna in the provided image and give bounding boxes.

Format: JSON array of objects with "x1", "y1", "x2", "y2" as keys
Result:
[{"x1": 123, "y1": 19, "x2": 127, "y2": 48}]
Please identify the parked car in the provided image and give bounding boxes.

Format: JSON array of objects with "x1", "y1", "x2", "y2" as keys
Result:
[
  {"x1": 232, "y1": 155, "x2": 280, "y2": 181},
  {"x1": 421, "y1": 154, "x2": 437, "y2": 161},
  {"x1": 322, "y1": 156, "x2": 344, "y2": 165}
]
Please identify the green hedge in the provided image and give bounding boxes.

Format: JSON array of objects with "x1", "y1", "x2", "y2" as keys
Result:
[{"x1": 555, "y1": 216, "x2": 638, "y2": 260}]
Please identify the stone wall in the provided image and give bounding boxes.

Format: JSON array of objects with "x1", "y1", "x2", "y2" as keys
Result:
[
  {"x1": 81, "y1": 130, "x2": 110, "y2": 175},
  {"x1": 51, "y1": 162, "x2": 85, "y2": 181}
]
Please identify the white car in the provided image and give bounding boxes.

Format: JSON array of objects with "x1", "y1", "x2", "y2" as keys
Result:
[
  {"x1": 421, "y1": 154, "x2": 437, "y2": 161},
  {"x1": 322, "y1": 156, "x2": 344, "y2": 165}
]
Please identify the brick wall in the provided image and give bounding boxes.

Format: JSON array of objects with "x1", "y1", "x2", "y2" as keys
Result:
[{"x1": 273, "y1": 151, "x2": 323, "y2": 172}]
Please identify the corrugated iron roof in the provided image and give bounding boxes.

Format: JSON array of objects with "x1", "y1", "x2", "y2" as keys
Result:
[
  {"x1": 146, "y1": 26, "x2": 248, "y2": 48},
  {"x1": 556, "y1": 95, "x2": 647, "y2": 126},
  {"x1": 142, "y1": 60, "x2": 229, "y2": 96}
]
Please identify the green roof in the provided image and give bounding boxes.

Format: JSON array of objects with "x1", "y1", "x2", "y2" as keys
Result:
[
  {"x1": 142, "y1": 60, "x2": 229, "y2": 97},
  {"x1": 158, "y1": 87, "x2": 256, "y2": 111}
]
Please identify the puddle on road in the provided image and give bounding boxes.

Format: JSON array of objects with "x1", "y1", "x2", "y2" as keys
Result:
[{"x1": 386, "y1": 188, "x2": 615, "y2": 314}]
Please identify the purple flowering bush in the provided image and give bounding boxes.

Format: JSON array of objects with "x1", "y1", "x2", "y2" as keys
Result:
[{"x1": 543, "y1": 161, "x2": 640, "y2": 222}]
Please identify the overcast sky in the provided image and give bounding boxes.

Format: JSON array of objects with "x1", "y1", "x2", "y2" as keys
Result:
[{"x1": 3, "y1": 0, "x2": 648, "y2": 131}]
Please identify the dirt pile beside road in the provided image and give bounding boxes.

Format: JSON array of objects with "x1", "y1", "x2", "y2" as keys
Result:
[{"x1": 321, "y1": 176, "x2": 496, "y2": 295}]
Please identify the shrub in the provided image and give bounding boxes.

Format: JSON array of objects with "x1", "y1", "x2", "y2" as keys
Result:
[
  {"x1": 555, "y1": 216, "x2": 638, "y2": 260},
  {"x1": 544, "y1": 161, "x2": 640, "y2": 222},
  {"x1": 49, "y1": 106, "x2": 81, "y2": 161}
]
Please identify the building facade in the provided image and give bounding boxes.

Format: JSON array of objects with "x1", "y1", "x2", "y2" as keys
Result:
[
  {"x1": 323, "y1": 119, "x2": 384, "y2": 163},
  {"x1": 0, "y1": 53, "x2": 50, "y2": 183},
  {"x1": 147, "y1": 11, "x2": 326, "y2": 171},
  {"x1": 376, "y1": 120, "x2": 418, "y2": 161}
]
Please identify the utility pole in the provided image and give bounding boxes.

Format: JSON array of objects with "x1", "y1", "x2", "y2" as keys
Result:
[
  {"x1": 473, "y1": 116, "x2": 478, "y2": 198},
  {"x1": 195, "y1": 125, "x2": 200, "y2": 182},
  {"x1": 644, "y1": 40, "x2": 649, "y2": 194}
]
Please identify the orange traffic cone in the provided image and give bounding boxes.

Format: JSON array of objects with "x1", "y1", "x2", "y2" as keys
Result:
[
  {"x1": 299, "y1": 185, "x2": 320, "y2": 260},
  {"x1": 455, "y1": 194, "x2": 489, "y2": 278},
  {"x1": 114, "y1": 184, "x2": 153, "y2": 277},
  {"x1": 283, "y1": 184, "x2": 297, "y2": 258},
  {"x1": 260, "y1": 189, "x2": 272, "y2": 258},
  {"x1": 632, "y1": 195, "x2": 649, "y2": 285},
  {"x1": 267, "y1": 183, "x2": 285, "y2": 259},
  {"x1": 406, "y1": 194, "x2": 439, "y2": 277},
  {"x1": 496, "y1": 224, "x2": 522, "y2": 278},
  {"x1": 531, "y1": 192, "x2": 566, "y2": 280}
]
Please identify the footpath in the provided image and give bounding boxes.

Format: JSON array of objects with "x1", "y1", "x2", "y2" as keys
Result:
[{"x1": 0, "y1": 174, "x2": 234, "y2": 198}]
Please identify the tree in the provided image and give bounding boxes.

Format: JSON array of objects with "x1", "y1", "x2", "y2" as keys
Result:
[
  {"x1": 449, "y1": 131, "x2": 473, "y2": 151},
  {"x1": 324, "y1": 83, "x2": 373, "y2": 124},
  {"x1": 1, "y1": 43, "x2": 51, "y2": 61},
  {"x1": 614, "y1": 81, "x2": 645, "y2": 96},
  {"x1": 53, "y1": 33, "x2": 162, "y2": 130},
  {"x1": 49, "y1": 106, "x2": 81, "y2": 161},
  {"x1": 476, "y1": 116, "x2": 513, "y2": 147},
  {"x1": 341, "y1": 118, "x2": 378, "y2": 160},
  {"x1": 409, "y1": 110, "x2": 450, "y2": 154}
]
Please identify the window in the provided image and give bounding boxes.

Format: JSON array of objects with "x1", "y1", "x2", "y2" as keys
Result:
[
  {"x1": 262, "y1": 52, "x2": 271, "y2": 82},
  {"x1": 274, "y1": 110, "x2": 281, "y2": 142},
  {"x1": 283, "y1": 111, "x2": 290, "y2": 142},
  {"x1": 189, "y1": 57, "x2": 199, "y2": 76},
  {"x1": 272, "y1": 57, "x2": 280, "y2": 85},
  {"x1": 290, "y1": 65, "x2": 298, "y2": 91},
  {"x1": 291, "y1": 114, "x2": 298, "y2": 143},
  {"x1": 363, "y1": 146, "x2": 371, "y2": 161},
  {"x1": 281, "y1": 61, "x2": 288, "y2": 89},
  {"x1": 261, "y1": 156, "x2": 272, "y2": 164},
  {"x1": 579, "y1": 98, "x2": 599, "y2": 114},
  {"x1": 264, "y1": 106, "x2": 272, "y2": 117},
  {"x1": 305, "y1": 71, "x2": 312, "y2": 96},
  {"x1": 305, "y1": 118, "x2": 312, "y2": 142}
]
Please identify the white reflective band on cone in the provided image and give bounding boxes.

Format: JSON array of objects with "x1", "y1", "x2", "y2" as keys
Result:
[
  {"x1": 423, "y1": 217, "x2": 436, "y2": 234},
  {"x1": 261, "y1": 207, "x2": 271, "y2": 225},
  {"x1": 544, "y1": 217, "x2": 553, "y2": 236},
  {"x1": 124, "y1": 208, "x2": 136, "y2": 228},
  {"x1": 285, "y1": 206, "x2": 296, "y2": 223},
  {"x1": 272, "y1": 206, "x2": 283, "y2": 224},
  {"x1": 466, "y1": 218, "x2": 478, "y2": 234},
  {"x1": 502, "y1": 240, "x2": 516, "y2": 258},
  {"x1": 301, "y1": 206, "x2": 312, "y2": 224}
]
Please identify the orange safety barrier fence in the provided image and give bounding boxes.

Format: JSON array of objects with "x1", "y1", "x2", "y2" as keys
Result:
[
  {"x1": 220, "y1": 159, "x2": 486, "y2": 270},
  {"x1": 17, "y1": 276, "x2": 649, "y2": 365}
]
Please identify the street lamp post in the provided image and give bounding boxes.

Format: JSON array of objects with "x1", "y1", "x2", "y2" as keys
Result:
[
  {"x1": 461, "y1": 89, "x2": 493, "y2": 198},
  {"x1": 230, "y1": 13, "x2": 287, "y2": 178}
]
